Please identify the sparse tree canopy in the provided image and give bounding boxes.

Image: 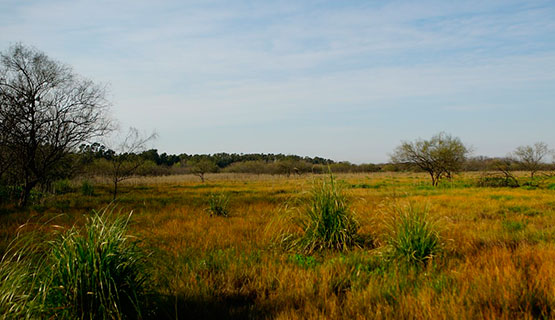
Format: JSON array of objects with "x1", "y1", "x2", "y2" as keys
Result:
[
  {"x1": 0, "y1": 44, "x2": 112, "y2": 205},
  {"x1": 513, "y1": 142, "x2": 551, "y2": 179},
  {"x1": 187, "y1": 158, "x2": 218, "y2": 183},
  {"x1": 103, "y1": 127, "x2": 156, "y2": 200},
  {"x1": 391, "y1": 132, "x2": 469, "y2": 186}
]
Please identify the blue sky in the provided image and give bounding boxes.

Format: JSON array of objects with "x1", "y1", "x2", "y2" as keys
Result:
[{"x1": 1, "y1": 0, "x2": 554, "y2": 163}]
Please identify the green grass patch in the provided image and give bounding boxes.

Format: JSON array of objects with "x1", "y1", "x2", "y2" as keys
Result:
[
  {"x1": 288, "y1": 253, "x2": 319, "y2": 269},
  {"x1": 501, "y1": 219, "x2": 528, "y2": 233},
  {"x1": 506, "y1": 205, "x2": 541, "y2": 217}
]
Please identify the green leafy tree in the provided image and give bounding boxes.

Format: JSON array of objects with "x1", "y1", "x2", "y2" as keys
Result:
[
  {"x1": 391, "y1": 132, "x2": 470, "y2": 186},
  {"x1": 187, "y1": 158, "x2": 218, "y2": 182}
]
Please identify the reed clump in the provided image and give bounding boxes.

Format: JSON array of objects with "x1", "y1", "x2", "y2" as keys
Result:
[
  {"x1": 0, "y1": 207, "x2": 152, "y2": 319},
  {"x1": 385, "y1": 203, "x2": 442, "y2": 265},
  {"x1": 280, "y1": 174, "x2": 361, "y2": 253}
]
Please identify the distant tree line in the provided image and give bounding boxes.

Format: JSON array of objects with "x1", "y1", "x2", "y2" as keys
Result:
[{"x1": 78, "y1": 145, "x2": 382, "y2": 177}]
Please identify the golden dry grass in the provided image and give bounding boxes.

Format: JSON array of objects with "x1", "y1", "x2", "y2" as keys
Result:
[{"x1": 1, "y1": 172, "x2": 555, "y2": 319}]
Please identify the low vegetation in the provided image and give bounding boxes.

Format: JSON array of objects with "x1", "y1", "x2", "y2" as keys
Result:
[
  {"x1": 1, "y1": 171, "x2": 555, "y2": 319},
  {"x1": 207, "y1": 192, "x2": 231, "y2": 217},
  {"x1": 0, "y1": 208, "x2": 152, "y2": 319},
  {"x1": 278, "y1": 174, "x2": 361, "y2": 253},
  {"x1": 385, "y1": 203, "x2": 441, "y2": 265}
]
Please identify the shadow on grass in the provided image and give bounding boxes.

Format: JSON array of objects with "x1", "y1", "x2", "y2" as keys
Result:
[{"x1": 155, "y1": 292, "x2": 278, "y2": 320}]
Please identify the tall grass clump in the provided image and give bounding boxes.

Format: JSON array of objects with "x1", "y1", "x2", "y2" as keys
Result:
[
  {"x1": 385, "y1": 203, "x2": 441, "y2": 265},
  {"x1": 0, "y1": 208, "x2": 153, "y2": 319},
  {"x1": 280, "y1": 173, "x2": 360, "y2": 253},
  {"x1": 207, "y1": 192, "x2": 230, "y2": 217},
  {"x1": 0, "y1": 231, "x2": 46, "y2": 318}
]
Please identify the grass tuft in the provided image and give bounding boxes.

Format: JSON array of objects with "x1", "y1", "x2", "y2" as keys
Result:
[
  {"x1": 279, "y1": 173, "x2": 361, "y2": 253},
  {"x1": 385, "y1": 203, "x2": 441, "y2": 265},
  {"x1": 207, "y1": 192, "x2": 231, "y2": 217},
  {"x1": 0, "y1": 207, "x2": 152, "y2": 319}
]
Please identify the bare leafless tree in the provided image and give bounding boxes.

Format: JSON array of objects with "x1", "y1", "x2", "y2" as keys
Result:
[
  {"x1": 0, "y1": 44, "x2": 112, "y2": 205},
  {"x1": 513, "y1": 142, "x2": 551, "y2": 179},
  {"x1": 102, "y1": 127, "x2": 156, "y2": 200}
]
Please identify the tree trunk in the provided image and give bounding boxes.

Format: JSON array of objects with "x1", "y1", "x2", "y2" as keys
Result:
[
  {"x1": 19, "y1": 180, "x2": 37, "y2": 207},
  {"x1": 113, "y1": 179, "x2": 118, "y2": 200},
  {"x1": 429, "y1": 171, "x2": 437, "y2": 187}
]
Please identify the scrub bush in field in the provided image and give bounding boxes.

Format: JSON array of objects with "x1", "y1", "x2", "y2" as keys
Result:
[
  {"x1": 386, "y1": 203, "x2": 441, "y2": 265},
  {"x1": 80, "y1": 180, "x2": 95, "y2": 196},
  {"x1": 280, "y1": 173, "x2": 360, "y2": 253},
  {"x1": 0, "y1": 208, "x2": 152, "y2": 319},
  {"x1": 53, "y1": 179, "x2": 73, "y2": 195},
  {"x1": 207, "y1": 192, "x2": 230, "y2": 217}
]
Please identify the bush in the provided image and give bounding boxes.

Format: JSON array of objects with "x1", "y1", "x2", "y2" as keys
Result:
[
  {"x1": 53, "y1": 179, "x2": 73, "y2": 195},
  {"x1": 281, "y1": 174, "x2": 360, "y2": 253},
  {"x1": 0, "y1": 208, "x2": 152, "y2": 319},
  {"x1": 385, "y1": 203, "x2": 441, "y2": 265},
  {"x1": 477, "y1": 176, "x2": 519, "y2": 188},
  {"x1": 80, "y1": 180, "x2": 95, "y2": 196},
  {"x1": 521, "y1": 181, "x2": 539, "y2": 190},
  {"x1": 207, "y1": 192, "x2": 230, "y2": 217}
]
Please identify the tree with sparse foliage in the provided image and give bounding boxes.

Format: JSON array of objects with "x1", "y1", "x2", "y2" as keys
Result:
[
  {"x1": 513, "y1": 142, "x2": 551, "y2": 179},
  {"x1": 0, "y1": 44, "x2": 112, "y2": 205},
  {"x1": 188, "y1": 158, "x2": 218, "y2": 182},
  {"x1": 391, "y1": 132, "x2": 469, "y2": 186},
  {"x1": 103, "y1": 128, "x2": 156, "y2": 200}
]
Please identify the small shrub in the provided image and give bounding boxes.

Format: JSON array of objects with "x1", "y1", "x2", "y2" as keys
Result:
[
  {"x1": 548, "y1": 183, "x2": 555, "y2": 190},
  {"x1": 207, "y1": 192, "x2": 230, "y2": 217},
  {"x1": 477, "y1": 176, "x2": 519, "y2": 188},
  {"x1": 281, "y1": 173, "x2": 361, "y2": 253},
  {"x1": 521, "y1": 181, "x2": 539, "y2": 190},
  {"x1": 0, "y1": 185, "x2": 22, "y2": 204},
  {"x1": 53, "y1": 179, "x2": 73, "y2": 195},
  {"x1": 385, "y1": 203, "x2": 441, "y2": 265},
  {"x1": 80, "y1": 180, "x2": 95, "y2": 196}
]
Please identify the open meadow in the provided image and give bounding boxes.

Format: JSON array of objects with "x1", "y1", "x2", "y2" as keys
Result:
[{"x1": 1, "y1": 172, "x2": 555, "y2": 319}]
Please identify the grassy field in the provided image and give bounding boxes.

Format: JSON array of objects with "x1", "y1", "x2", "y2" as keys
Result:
[{"x1": 1, "y1": 172, "x2": 555, "y2": 319}]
